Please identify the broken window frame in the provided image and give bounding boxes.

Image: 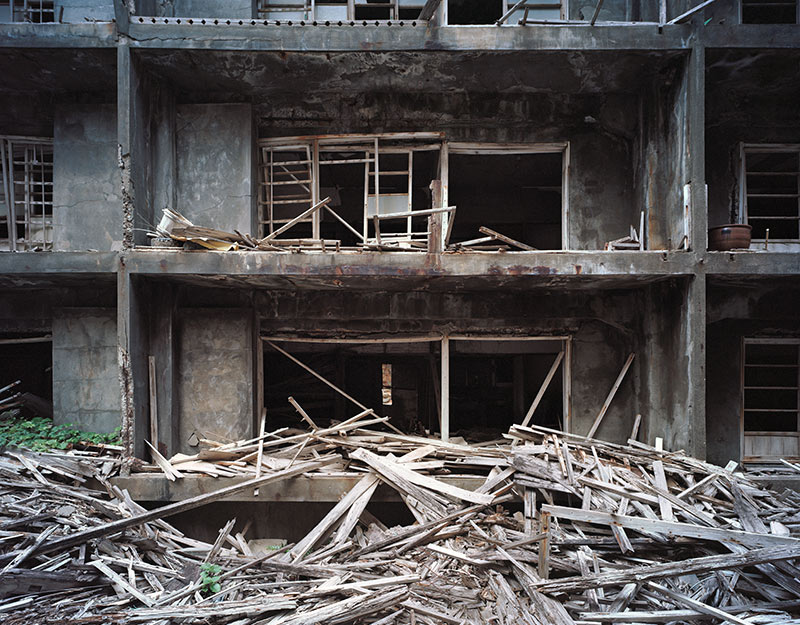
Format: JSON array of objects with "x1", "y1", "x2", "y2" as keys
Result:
[
  {"x1": 255, "y1": 0, "x2": 427, "y2": 21},
  {"x1": 258, "y1": 133, "x2": 445, "y2": 245},
  {"x1": 741, "y1": 337, "x2": 800, "y2": 462},
  {"x1": 258, "y1": 133, "x2": 569, "y2": 250},
  {"x1": 740, "y1": 0, "x2": 799, "y2": 24},
  {"x1": 738, "y1": 143, "x2": 800, "y2": 244},
  {"x1": 0, "y1": 136, "x2": 54, "y2": 252},
  {"x1": 262, "y1": 333, "x2": 572, "y2": 442}
]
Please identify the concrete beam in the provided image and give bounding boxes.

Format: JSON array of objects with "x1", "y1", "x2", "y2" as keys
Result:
[
  {"x1": 0, "y1": 23, "x2": 116, "y2": 48},
  {"x1": 703, "y1": 252, "x2": 800, "y2": 276},
  {"x1": 121, "y1": 250, "x2": 699, "y2": 279},
  {"x1": 0, "y1": 252, "x2": 118, "y2": 274},
  {"x1": 125, "y1": 22, "x2": 693, "y2": 52},
  {"x1": 111, "y1": 473, "x2": 488, "y2": 503}
]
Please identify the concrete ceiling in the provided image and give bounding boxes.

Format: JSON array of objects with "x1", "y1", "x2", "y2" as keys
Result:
[
  {"x1": 144, "y1": 271, "x2": 676, "y2": 292},
  {"x1": 137, "y1": 49, "x2": 686, "y2": 101}
]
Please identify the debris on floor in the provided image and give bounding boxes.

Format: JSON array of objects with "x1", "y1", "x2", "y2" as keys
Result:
[
  {"x1": 1, "y1": 416, "x2": 800, "y2": 624},
  {"x1": 149, "y1": 204, "x2": 551, "y2": 255}
]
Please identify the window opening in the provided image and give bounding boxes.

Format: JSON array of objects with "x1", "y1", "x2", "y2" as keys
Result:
[
  {"x1": 263, "y1": 338, "x2": 441, "y2": 436},
  {"x1": 448, "y1": 148, "x2": 564, "y2": 250},
  {"x1": 460, "y1": 0, "x2": 564, "y2": 25},
  {"x1": 742, "y1": 339, "x2": 800, "y2": 461},
  {"x1": 741, "y1": 0, "x2": 798, "y2": 24},
  {"x1": 741, "y1": 146, "x2": 800, "y2": 241},
  {"x1": 256, "y1": 0, "x2": 425, "y2": 20},
  {"x1": 448, "y1": 338, "x2": 567, "y2": 441},
  {"x1": 0, "y1": 137, "x2": 54, "y2": 251}
]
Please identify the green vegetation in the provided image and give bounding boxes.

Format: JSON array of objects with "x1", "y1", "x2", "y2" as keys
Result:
[
  {"x1": 0, "y1": 413, "x2": 121, "y2": 451},
  {"x1": 199, "y1": 563, "x2": 222, "y2": 595}
]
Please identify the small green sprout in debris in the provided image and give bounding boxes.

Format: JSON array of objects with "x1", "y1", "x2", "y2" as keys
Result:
[{"x1": 199, "y1": 563, "x2": 222, "y2": 595}]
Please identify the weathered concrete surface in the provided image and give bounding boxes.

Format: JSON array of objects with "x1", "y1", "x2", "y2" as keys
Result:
[
  {"x1": 177, "y1": 308, "x2": 253, "y2": 453},
  {"x1": 176, "y1": 103, "x2": 253, "y2": 235},
  {"x1": 53, "y1": 104, "x2": 122, "y2": 251},
  {"x1": 0, "y1": 23, "x2": 116, "y2": 48},
  {"x1": 55, "y1": 0, "x2": 115, "y2": 23},
  {"x1": 52, "y1": 308, "x2": 120, "y2": 434},
  {"x1": 168, "y1": 0, "x2": 252, "y2": 18}
]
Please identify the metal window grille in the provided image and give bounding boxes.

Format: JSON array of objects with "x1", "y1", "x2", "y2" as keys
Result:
[
  {"x1": 9, "y1": 0, "x2": 56, "y2": 22},
  {"x1": 0, "y1": 137, "x2": 54, "y2": 251}
]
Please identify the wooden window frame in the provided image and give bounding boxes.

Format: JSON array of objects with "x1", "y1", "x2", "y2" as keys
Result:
[
  {"x1": 739, "y1": 143, "x2": 800, "y2": 244},
  {"x1": 741, "y1": 337, "x2": 800, "y2": 462}
]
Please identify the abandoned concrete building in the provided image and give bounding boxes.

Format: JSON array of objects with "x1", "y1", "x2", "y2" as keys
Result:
[{"x1": 0, "y1": 0, "x2": 799, "y2": 539}]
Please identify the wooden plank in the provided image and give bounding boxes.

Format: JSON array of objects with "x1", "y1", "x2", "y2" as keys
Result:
[
  {"x1": 652, "y1": 459, "x2": 674, "y2": 521},
  {"x1": 479, "y1": 226, "x2": 536, "y2": 251},
  {"x1": 441, "y1": 335, "x2": 450, "y2": 442},
  {"x1": 589, "y1": 0, "x2": 604, "y2": 25},
  {"x1": 541, "y1": 505, "x2": 800, "y2": 550},
  {"x1": 667, "y1": 0, "x2": 717, "y2": 25},
  {"x1": 586, "y1": 353, "x2": 635, "y2": 438},
  {"x1": 261, "y1": 196, "x2": 330, "y2": 243},
  {"x1": 253, "y1": 409, "x2": 266, "y2": 497},
  {"x1": 147, "y1": 357, "x2": 159, "y2": 456},
  {"x1": 90, "y1": 559, "x2": 155, "y2": 607},
  {"x1": 418, "y1": 0, "x2": 442, "y2": 20}
]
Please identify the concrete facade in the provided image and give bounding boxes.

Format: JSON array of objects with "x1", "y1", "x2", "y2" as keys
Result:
[{"x1": 0, "y1": 0, "x2": 798, "y2": 500}]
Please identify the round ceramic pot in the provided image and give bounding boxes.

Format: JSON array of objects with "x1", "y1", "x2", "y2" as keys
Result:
[{"x1": 708, "y1": 224, "x2": 752, "y2": 251}]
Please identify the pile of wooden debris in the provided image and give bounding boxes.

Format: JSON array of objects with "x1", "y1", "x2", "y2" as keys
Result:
[{"x1": 1, "y1": 417, "x2": 800, "y2": 624}]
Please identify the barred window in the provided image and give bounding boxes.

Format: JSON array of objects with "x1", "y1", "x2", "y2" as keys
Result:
[{"x1": 0, "y1": 137, "x2": 54, "y2": 251}]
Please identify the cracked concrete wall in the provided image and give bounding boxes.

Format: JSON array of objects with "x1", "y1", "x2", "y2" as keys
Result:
[
  {"x1": 53, "y1": 104, "x2": 122, "y2": 251},
  {"x1": 177, "y1": 309, "x2": 253, "y2": 454},
  {"x1": 176, "y1": 104, "x2": 253, "y2": 234},
  {"x1": 52, "y1": 308, "x2": 121, "y2": 434}
]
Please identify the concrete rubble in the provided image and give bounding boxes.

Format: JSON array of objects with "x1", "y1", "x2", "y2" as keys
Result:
[{"x1": 1, "y1": 418, "x2": 799, "y2": 624}]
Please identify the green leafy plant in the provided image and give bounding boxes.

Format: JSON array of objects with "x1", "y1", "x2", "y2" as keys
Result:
[
  {"x1": 199, "y1": 563, "x2": 222, "y2": 595},
  {"x1": 0, "y1": 413, "x2": 121, "y2": 452}
]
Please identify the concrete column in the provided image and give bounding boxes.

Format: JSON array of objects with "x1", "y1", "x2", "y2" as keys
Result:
[
  {"x1": 688, "y1": 42, "x2": 707, "y2": 253},
  {"x1": 685, "y1": 272, "x2": 707, "y2": 460}
]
